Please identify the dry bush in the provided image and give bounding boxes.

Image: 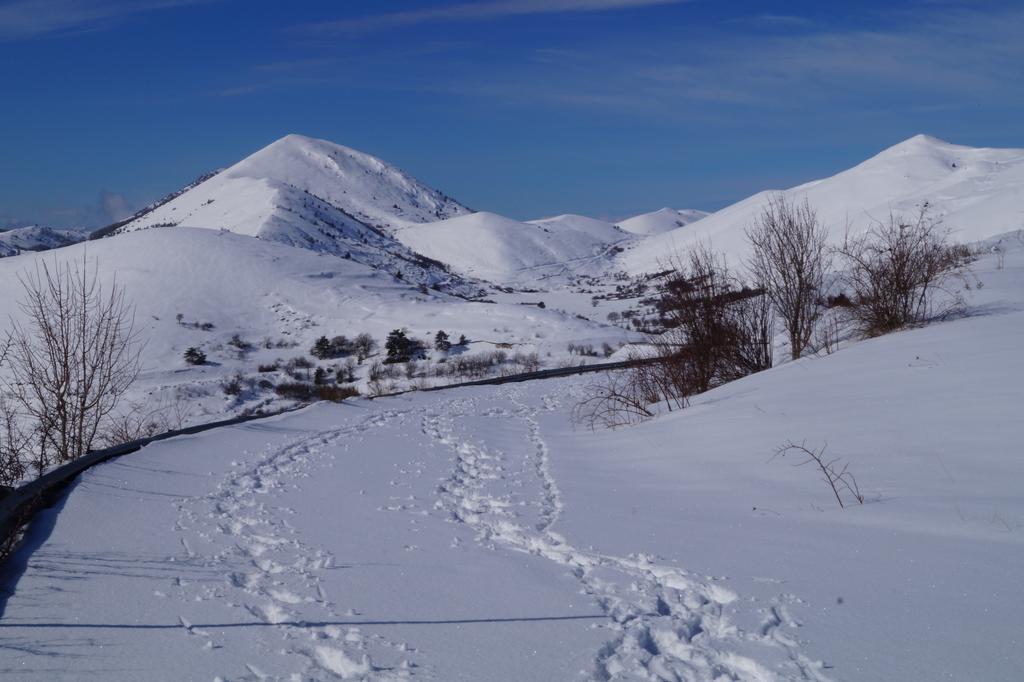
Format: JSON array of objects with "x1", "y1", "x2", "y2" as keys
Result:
[
  {"x1": 100, "y1": 396, "x2": 191, "y2": 448},
  {"x1": 315, "y1": 384, "x2": 359, "y2": 402},
  {"x1": 839, "y1": 205, "x2": 972, "y2": 336},
  {"x1": 273, "y1": 381, "x2": 359, "y2": 403},
  {"x1": 659, "y1": 245, "x2": 773, "y2": 392},
  {"x1": 810, "y1": 308, "x2": 847, "y2": 356},
  {"x1": 367, "y1": 378, "x2": 395, "y2": 397},
  {"x1": 746, "y1": 195, "x2": 831, "y2": 360},
  {"x1": 773, "y1": 440, "x2": 864, "y2": 509},
  {"x1": 729, "y1": 290, "x2": 775, "y2": 378},
  {"x1": 576, "y1": 246, "x2": 775, "y2": 430},
  {"x1": 0, "y1": 340, "x2": 29, "y2": 486},
  {"x1": 4, "y1": 256, "x2": 141, "y2": 475},
  {"x1": 572, "y1": 366, "x2": 658, "y2": 430}
]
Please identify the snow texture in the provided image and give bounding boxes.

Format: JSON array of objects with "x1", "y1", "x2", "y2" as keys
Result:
[{"x1": 1, "y1": 247, "x2": 1022, "y2": 680}]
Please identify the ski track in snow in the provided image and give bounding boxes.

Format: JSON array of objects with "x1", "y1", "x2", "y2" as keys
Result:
[{"x1": 170, "y1": 385, "x2": 829, "y2": 680}]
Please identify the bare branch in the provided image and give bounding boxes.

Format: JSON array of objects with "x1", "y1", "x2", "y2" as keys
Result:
[{"x1": 772, "y1": 439, "x2": 865, "y2": 509}]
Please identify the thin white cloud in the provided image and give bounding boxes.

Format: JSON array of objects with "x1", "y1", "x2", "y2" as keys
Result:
[
  {"x1": 0, "y1": 0, "x2": 211, "y2": 41},
  {"x1": 299, "y1": 0, "x2": 685, "y2": 34}
]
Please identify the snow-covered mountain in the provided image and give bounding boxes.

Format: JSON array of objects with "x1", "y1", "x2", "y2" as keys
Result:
[
  {"x1": 0, "y1": 224, "x2": 85, "y2": 257},
  {"x1": 90, "y1": 132, "x2": 1024, "y2": 292},
  {"x1": 108, "y1": 134, "x2": 474, "y2": 288},
  {"x1": 393, "y1": 211, "x2": 631, "y2": 284},
  {"x1": 620, "y1": 134, "x2": 1024, "y2": 273},
  {"x1": 616, "y1": 207, "x2": 708, "y2": 236},
  {"x1": 115, "y1": 134, "x2": 470, "y2": 236}
]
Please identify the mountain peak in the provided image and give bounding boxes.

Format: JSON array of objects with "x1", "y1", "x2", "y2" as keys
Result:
[
  {"x1": 878, "y1": 133, "x2": 961, "y2": 157},
  {"x1": 114, "y1": 135, "x2": 471, "y2": 237}
]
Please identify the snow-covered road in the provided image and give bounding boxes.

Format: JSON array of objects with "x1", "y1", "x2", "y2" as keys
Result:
[{"x1": 0, "y1": 385, "x2": 823, "y2": 681}]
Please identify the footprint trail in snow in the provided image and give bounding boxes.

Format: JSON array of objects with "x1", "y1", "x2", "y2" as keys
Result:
[{"x1": 422, "y1": 386, "x2": 831, "y2": 681}]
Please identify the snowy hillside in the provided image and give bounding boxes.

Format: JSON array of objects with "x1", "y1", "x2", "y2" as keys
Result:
[
  {"x1": 108, "y1": 135, "x2": 473, "y2": 288},
  {"x1": 617, "y1": 207, "x2": 708, "y2": 236},
  {"x1": 394, "y1": 211, "x2": 632, "y2": 285},
  {"x1": 1, "y1": 244, "x2": 1021, "y2": 681},
  {"x1": 0, "y1": 228, "x2": 630, "y2": 420},
  {"x1": 116, "y1": 134, "x2": 470, "y2": 236},
  {"x1": 620, "y1": 135, "x2": 1024, "y2": 273},
  {"x1": 0, "y1": 225, "x2": 84, "y2": 257}
]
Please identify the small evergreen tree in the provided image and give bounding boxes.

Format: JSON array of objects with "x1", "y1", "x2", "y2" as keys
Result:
[
  {"x1": 434, "y1": 330, "x2": 451, "y2": 352},
  {"x1": 458, "y1": 334, "x2": 468, "y2": 346},
  {"x1": 385, "y1": 329, "x2": 413, "y2": 363},
  {"x1": 314, "y1": 367, "x2": 327, "y2": 385},
  {"x1": 311, "y1": 336, "x2": 332, "y2": 360},
  {"x1": 184, "y1": 347, "x2": 206, "y2": 365}
]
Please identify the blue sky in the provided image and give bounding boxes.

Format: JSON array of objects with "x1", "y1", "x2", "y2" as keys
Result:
[{"x1": 1, "y1": 0, "x2": 1022, "y2": 229}]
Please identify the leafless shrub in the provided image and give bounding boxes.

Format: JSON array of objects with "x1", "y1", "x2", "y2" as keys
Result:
[
  {"x1": 729, "y1": 290, "x2": 775, "y2": 376},
  {"x1": 273, "y1": 381, "x2": 358, "y2": 403},
  {"x1": 4, "y1": 255, "x2": 141, "y2": 475},
  {"x1": 0, "y1": 340, "x2": 29, "y2": 486},
  {"x1": 0, "y1": 396, "x2": 28, "y2": 487},
  {"x1": 659, "y1": 245, "x2": 773, "y2": 392},
  {"x1": 568, "y1": 343, "x2": 598, "y2": 357},
  {"x1": 352, "y1": 333, "x2": 376, "y2": 363},
  {"x1": 513, "y1": 352, "x2": 541, "y2": 373},
  {"x1": 100, "y1": 396, "x2": 191, "y2": 448},
  {"x1": 577, "y1": 246, "x2": 776, "y2": 430},
  {"x1": 572, "y1": 367, "x2": 657, "y2": 430},
  {"x1": 228, "y1": 334, "x2": 253, "y2": 355},
  {"x1": 746, "y1": 195, "x2": 831, "y2": 360},
  {"x1": 315, "y1": 384, "x2": 359, "y2": 402},
  {"x1": 839, "y1": 205, "x2": 972, "y2": 336},
  {"x1": 773, "y1": 440, "x2": 864, "y2": 509},
  {"x1": 335, "y1": 357, "x2": 358, "y2": 383},
  {"x1": 812, "y1": 310, "x2": 845, "y2": 356},
  {"x1": 367, "y1": 378, "x2": 395, "y2": 397},
  {"x1": 222, "y1": 374, "x2": 243, "y2": 396},
  {"x1": 573, "y1": 351, "x2": 691, "y2": 430}
]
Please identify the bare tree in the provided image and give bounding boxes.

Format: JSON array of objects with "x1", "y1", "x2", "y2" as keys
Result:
[
  {"x1": 658, "y1": 246, "x2": 740, "y2": 393},
  {"x1": 0, "y1": 339, "x2": 29, "y2": 488},
  {"x1": 838, "y1": 205, "x2": 971, "y2": 336},
  {"x1": 746, "y1": 195, "x2": 831, "y2": 360},
  {"x1": 5, "y1": 255, "x2": 141, "y2": 474}
]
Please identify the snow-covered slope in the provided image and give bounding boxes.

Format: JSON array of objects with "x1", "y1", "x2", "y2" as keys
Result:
[
  {"x1": 117, "y1": 134, "x2": 470, "y2": 236},
  {"x1": 621, "y1": 135, "x2": 1024, "y2": 272},
  {"x1": 2, "y1": 245, "x2": 1021, "y2": 681},
  {"x1": 616, "y1": 207, "x2": 708, "y2": 236},
  {"x1": 109, "y1": 135, "x2": 473, "y2": 287},
  {"x1": 0, "y1": 225, "x2": 84, "y2": 257},
  {"x1": 394, "y1": 211, "x2": 631, "y2": 284},
  {"x1": 0, "y1": 228, "x2": 628, "y2": 418},
  {"x1": 528, "y1": 213, "x2": 620, "y2": 234}
]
